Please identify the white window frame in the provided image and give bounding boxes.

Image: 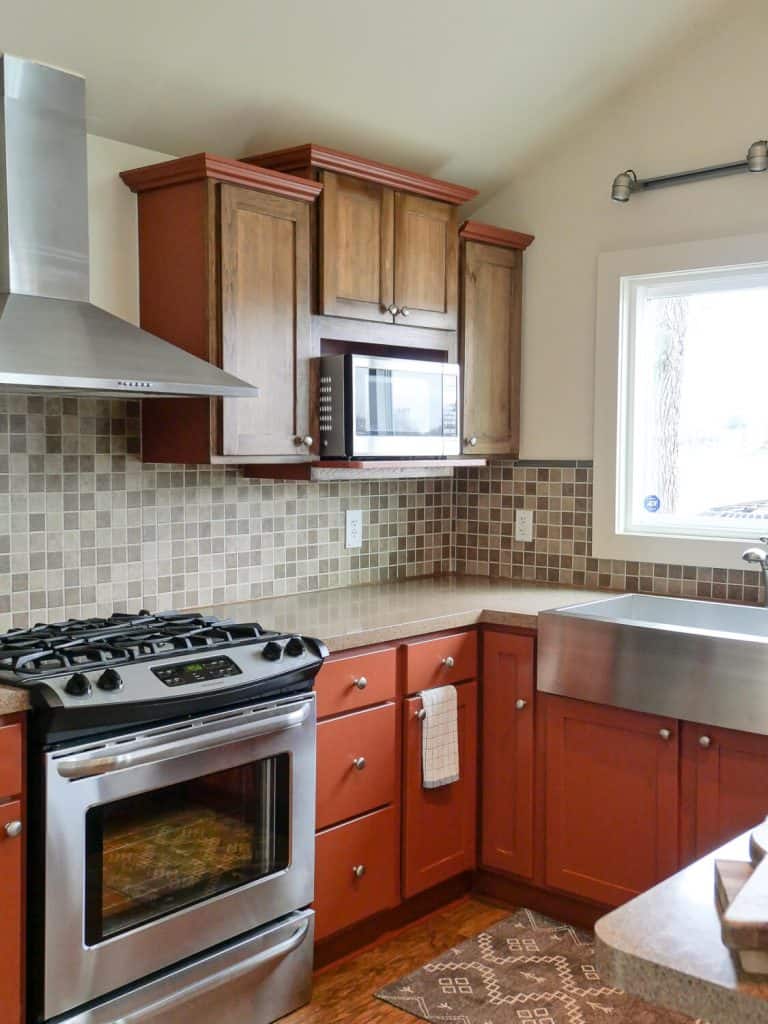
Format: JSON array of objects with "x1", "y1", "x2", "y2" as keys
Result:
[{"x1": 593, "y1": 232, "x2": 768, "y2": 572}]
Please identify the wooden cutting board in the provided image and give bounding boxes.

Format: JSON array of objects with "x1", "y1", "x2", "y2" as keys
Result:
[
  {"x1": 750, "y1": 820, "x2": 768, "y2": 866},
  {"x1": 723, "y1": 851, "x2": 768, "y2": 949},
  {"x1": 716, "y1": 858, "x2": 768, "y2": 974}
]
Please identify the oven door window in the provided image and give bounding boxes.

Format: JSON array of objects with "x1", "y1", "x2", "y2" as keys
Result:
[
  {"x1": 84, "y1": 755, "x2": 290, "y2": 944},
  {"x1": 354, "y1": 366, "x2": 445, "y2": 437}
]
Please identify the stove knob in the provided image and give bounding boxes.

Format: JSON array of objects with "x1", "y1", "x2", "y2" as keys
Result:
[
  {"x1": 285, "y1": 637, "x2": 305, "y2": 657},
  {"x1": 262, "y1": 641, "x2": 283, "y2": 662},
  {"x1": 97, "y1": 668, "x2": 124, "y2": 692},
  {"x1": 65, "y1": 672, "x2": 92, "y2": 697}
]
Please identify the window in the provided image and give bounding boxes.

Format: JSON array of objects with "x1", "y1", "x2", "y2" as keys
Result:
[{"x1": 594, "y1": 233, "x2": 768, "y2": 570}]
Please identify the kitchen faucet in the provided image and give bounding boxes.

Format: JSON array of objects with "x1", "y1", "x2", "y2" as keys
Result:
[{"x1": 742, "y1": 537, "x2": 768, "y2": 606}]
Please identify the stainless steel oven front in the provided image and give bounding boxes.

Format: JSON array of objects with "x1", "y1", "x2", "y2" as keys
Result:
[
  {"x1": 319, "y1": 353, "x2": 460, "y2": 458},
  {"x1": 39, "y1": 692, "x2": 316, "y2": 1022}
]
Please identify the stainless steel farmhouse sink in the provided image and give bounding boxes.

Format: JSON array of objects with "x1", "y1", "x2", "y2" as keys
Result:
[{"x1": 538, "y1": 594, "x2": 768, "y2": 734}]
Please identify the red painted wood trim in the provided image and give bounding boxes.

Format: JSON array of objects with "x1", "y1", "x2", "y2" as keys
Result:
[
  {"x1": 243, "y1": 144, "x2": 478, "y2": 205},
  {"x1": 460, "y1": 219, "x2": 535, "y2": 250},
  {"x1": 120, "y1": 153, "x2": 323, "y2": 202}
]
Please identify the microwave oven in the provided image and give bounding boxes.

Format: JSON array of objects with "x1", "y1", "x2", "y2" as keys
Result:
[{"x1": 318, "y1": 354, "x2": 460, "y2": 459}]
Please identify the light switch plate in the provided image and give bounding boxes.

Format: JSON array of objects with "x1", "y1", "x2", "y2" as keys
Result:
[
  {"x1": 345, "y1": 509, "x2": 363, "y2": 549},
  {"x1": 515, "y1": 509, "x2": 534, "y2": 543}
]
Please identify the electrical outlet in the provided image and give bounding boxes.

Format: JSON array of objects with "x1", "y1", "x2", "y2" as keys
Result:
[
  {"x1": 345, "y1": 509, "x2": 363, "y2": 549},
  {"x1": 515, "y1": 508, "x2": 534, "y2": 543}
]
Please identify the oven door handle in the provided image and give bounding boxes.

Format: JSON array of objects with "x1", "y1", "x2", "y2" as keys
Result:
[
  {"x1": 55, "y1": 702, "x2": 311, "y2": 780},
  {"x1": 119, "y1": 917, "x2": 311, "y2": 1022}
]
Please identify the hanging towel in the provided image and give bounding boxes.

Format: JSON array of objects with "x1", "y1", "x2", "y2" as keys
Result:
[{"x1": 419, "y1": 685, "x2": 459, "y2": 789}]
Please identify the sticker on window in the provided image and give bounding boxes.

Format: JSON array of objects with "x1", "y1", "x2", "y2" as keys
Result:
[{"x1": 643, "y1": 494, "x2": 661, "y2": 513}]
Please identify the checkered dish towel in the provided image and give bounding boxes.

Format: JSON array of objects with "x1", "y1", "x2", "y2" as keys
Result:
[{"x1": 420, "y1": 685, "x2": 459, "y2": 789}]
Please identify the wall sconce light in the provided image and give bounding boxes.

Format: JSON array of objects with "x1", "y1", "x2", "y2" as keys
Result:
[{"x1": 611, "y1": 139, "x2": 768, "y2": 203}]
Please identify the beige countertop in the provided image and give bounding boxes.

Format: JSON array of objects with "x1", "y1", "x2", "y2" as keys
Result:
[
  {"x1": 0, "y1": 576, "x2": 605, "y2": 715},
  {"x1": 596, "y1": 829, "x2": 768, "y2": 1023}
]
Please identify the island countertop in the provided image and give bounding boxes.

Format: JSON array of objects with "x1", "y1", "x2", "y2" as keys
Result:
[{"x1": 596, "y1": 829, "x2": 768, "y2": 1023}]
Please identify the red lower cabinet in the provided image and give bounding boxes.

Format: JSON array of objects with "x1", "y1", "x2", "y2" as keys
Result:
[
  {"x1": 543, "y1": 695, "x2": 679, "y2": 906},
  {"x1": 402, "y1": 681, "x2": 478, "y2": 898},
  {"x1": 314, "y1": 805, "x2": 400, "y2": 941},
  {"x1": 682, "y1": 721, "x2": 768, "y2": 862}
]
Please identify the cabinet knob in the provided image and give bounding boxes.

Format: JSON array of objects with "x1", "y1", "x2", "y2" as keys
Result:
[
  {"x1": 386, "y1": 304, "x2": 399, "y2": 316},
  {"x1": 352, "y1": 864, "x2": 366, "y2": 879},
  {"x1": 353, "y1": 676, "x2": 368, "y2": 690},
  {"x1": 294, "y1": 435, "x2": 313, "y2": 447},
  {"x1": 659, "y1": 728, "x2": 672, "y2": 741},
  {"x1": 699, "y1": 735, "x2": 712, "y2": 748},
  {"x1": 399, "y1": 306, "x2": 410, "y2": 317},
  {"x1": 465, "y1": 436, "x2": 478, "y2": 447},
  {"x1": 441, "y1": 655, "x2": 455, "y2": 668},
  {"x1": 515, "y1": 698, "x2": 528, "y2": 710},
  {"x1": 3, "y1": 820, "x2": 22, "y2": 839},
  {"x1": 415, "y1": 708, "x2": 426, "y2": 720},
  {"x1": 352, "y1": 756, "x2": 366, "y2": 771}
]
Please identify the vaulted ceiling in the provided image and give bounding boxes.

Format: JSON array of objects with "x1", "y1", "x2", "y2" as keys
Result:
[{"x1": 2, "y1": 0, "x2": 731, "y2": 196}]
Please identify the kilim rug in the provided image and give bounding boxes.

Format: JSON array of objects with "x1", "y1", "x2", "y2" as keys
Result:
[{"x1": 376, "y1": 908, "x2": 705, "y2": 1024}]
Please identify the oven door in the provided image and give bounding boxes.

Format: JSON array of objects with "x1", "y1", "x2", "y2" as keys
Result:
[
  {"x1": 40, "y1": 693, "x2": 316, "y2": 1023},
  {"x1": 350, "y1": 355, "x2": 460, "y2": 457}
]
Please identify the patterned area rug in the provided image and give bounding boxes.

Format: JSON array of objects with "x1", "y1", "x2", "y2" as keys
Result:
[{"x1": 376, "y1": 909, "x2": 703, "y2": 1024}]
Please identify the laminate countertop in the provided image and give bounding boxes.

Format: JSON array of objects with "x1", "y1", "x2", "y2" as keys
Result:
[
  {"x1": 596, "y1": 829, "x2": 768, "y2": 1023},
  {"x1": 0, "y1": 576, "x2": 605, "y2": 715}
]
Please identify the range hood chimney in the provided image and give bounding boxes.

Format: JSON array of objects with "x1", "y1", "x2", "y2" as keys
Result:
[{"x1": 0, "y1": 54, "x2": 258, "y2": 397}]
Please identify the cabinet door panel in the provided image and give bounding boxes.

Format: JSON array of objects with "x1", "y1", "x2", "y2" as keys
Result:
[
  {"x1": 315, "y1": 647, "x2": 397, "y2": 720},
  {"x1": 220, "y1": 185, "x2": 311, "y2": 457},
  {"x1": 461, "y1": 241, "x2": 521, "y2": 455},
  {"x1": 682, "y1": 722, "x2": 768, "y2": 861},
  {"x1": 320, "y1": 171, "x2": 394, "y2": 322},
  {"x1": 481, "y1": 633, "x2": 535, "y2": 878},
  {"x1": 0, "y1": 725, "x2": 22, "y2": 799},
  {"x1": 544, "y1": 695, "x2": 678, "y2": 906},
  {"x1": 402, "y1": 681, "x2": 477, "y2": 898},
  {"x1": 394, "y1": 194, "x2": 457, "y2": 329},
  {"x1": 0, "y1": 799, "x2": 22, "y2": 1024},
  {"x1": 404, "y1": 631, "x2": 478, "y2": 694}
]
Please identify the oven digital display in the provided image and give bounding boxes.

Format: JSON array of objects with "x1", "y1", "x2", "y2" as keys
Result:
[{"x1": 151, "y1": 655, "x2": 242, "y2": 687}]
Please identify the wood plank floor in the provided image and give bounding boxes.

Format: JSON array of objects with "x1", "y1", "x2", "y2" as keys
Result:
[{"x1": 283, "y1": 897, "x2": 511, "y2": 1024}]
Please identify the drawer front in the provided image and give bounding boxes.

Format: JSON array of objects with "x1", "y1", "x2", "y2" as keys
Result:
[
  {"x1": 0, "y1": 724, "x2": 22, "y2": 799},
  {"x1": 316, "y1": 703, "x2": 397, "y2": 830},
  {"x1": 404, "y1": 631, "x2": 478, "y2": 694},
  {"x1": 315, "y1": 648, "x2": 396, "y2": 719},
  {"x1": 315, "y1": 805, "x2": 400, "y2": 941}
]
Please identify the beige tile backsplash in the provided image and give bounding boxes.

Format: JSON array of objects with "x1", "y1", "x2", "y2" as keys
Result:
[{"x1": 0, "y1": 396, "x2": 761, "y2": 632}]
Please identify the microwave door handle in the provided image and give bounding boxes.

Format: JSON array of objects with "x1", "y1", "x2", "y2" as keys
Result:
[
  {"x1": 117, "y1": 917, "x2": 311, "y2": 1023},
  {"x1": 56, "y1": 702, "x2": 311, "y2": 780}
]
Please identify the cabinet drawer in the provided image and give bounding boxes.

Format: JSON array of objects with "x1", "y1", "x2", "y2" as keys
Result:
[
  {"x1": 404, "y1": 632, "x2": 478, "y2": 694},
  {"x1": 316, "y1": 704, "x2": 397, "y2": 830},
  {"x1": 315, "y1": 805, "x2": 400, "y2": 941},
  {"x1": 0, "y1": 724, "x2": 22, "y2": 799},
  {"x1": 315, "y1": 648, "x2": 396, "y2": 719}
]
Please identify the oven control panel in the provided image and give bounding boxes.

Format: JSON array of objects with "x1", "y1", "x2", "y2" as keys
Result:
[{"x1": 151, "y1": 655, "x2": 242, "y2": 687}]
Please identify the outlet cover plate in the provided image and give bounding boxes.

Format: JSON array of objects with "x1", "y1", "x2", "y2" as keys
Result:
[
  {"x1": 515, "y1": 509, "x2": 534, "y2": 543},
  {"x1": 346, "y1": 509, "x2": 363, "y2": 549}
]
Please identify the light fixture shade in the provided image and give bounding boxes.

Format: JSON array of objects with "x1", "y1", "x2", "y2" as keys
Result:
[
  {"x1": 747, "y1": 140, "x2": 768, "y2": 172},
  {"x1": 611, "y1": 169, "x2": 637, "y2": 203}
]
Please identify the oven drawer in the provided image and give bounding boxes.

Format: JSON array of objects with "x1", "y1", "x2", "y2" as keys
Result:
[
  {"x1": 315, "y1": 647, "x2": 397, "y2": 719},
  {"x1": 0, "y1": 723, "x2": 22, "y2": 799},
  {"x1": 316, "y1": 703, "x2": 396, "y2": 830},
  {"x1": 404, "y1": 631, "x2": 478, "y2": 694},
  {"x1": 315, "y1": 806, "x2": 400, "y2": 940}
]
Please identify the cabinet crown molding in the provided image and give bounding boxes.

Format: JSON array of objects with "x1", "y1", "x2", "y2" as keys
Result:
[
  {"x1": 460, "y1": 220, "x2": 535, "y2": 250},
  {"x1": 242, "y1": 143, "x2": 478, "y2": 206},
  {"x1": 120, "y1": 152, "x2": 323, "y2": 202}
]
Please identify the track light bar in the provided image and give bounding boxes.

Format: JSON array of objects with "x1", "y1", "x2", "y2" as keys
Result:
[{"x1": 611, "y1": 140, "x2": 768, "y2": 203}]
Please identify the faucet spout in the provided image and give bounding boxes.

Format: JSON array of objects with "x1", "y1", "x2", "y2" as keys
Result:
[{"x1": 742, "y1": 538, "x2": 768, "y2": 607}]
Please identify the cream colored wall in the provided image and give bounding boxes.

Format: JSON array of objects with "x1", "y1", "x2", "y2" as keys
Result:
[
  {"x1": 475, "y1": 0, "x2": 768, "y2": 459},
  {"x1": 86, "y1": 135, "x2": 173, "y2": 323}
]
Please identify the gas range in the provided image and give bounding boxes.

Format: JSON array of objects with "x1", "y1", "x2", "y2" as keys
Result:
[{"x1": 0, "y1": 610, "x2": 328, "y2": 743}]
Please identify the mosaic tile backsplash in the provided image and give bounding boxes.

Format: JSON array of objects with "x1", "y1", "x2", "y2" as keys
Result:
[
  {"x1": 454, "y1": 461, "x2": 763, "y2": 604},
  {"x1": 0, "y1": 394, "x2": 453, "y2": 631}
]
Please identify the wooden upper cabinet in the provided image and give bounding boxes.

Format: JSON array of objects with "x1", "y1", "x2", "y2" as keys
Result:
[
  {"x1": 243, "y1": 145, "x2": 477, "y2": 331},
  {"x1": 394, "y1": 194, "x2": 457, "y2": 329},
  {"x1": 219, "y1": 185, "x2": 311, "y2": 458},
  {"x1": 320, "y1": 171, "x2": 393, "y2": 322},
  {"x1": 120, "y1": 154, "x2": 321, "y2": 464},
  {"x1": 459, "y1": 221, "x2": 534, "y2": 456}
]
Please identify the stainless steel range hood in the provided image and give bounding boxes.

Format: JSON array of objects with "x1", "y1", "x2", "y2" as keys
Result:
[{"x1": 0, "y1": 54, "x2": 258, "y2": 398}]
